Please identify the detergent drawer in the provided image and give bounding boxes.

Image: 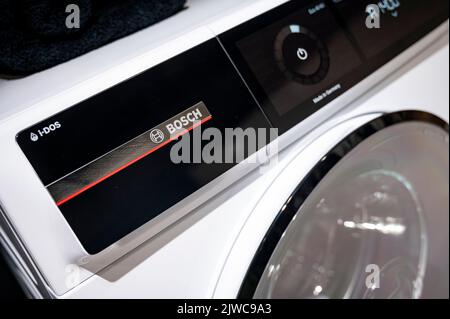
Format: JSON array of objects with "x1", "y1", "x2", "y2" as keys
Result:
[{"x1": 16, "y1": 39, "x2": 270, "y2": 255}]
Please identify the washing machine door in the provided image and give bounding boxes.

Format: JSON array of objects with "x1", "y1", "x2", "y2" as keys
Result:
[{"x1": 240, "y1": 111, "x2": 449, "y2": 299}]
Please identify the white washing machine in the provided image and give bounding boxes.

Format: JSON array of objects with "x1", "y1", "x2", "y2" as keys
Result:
[{"x1": 0, "y1": 0, "x2": 448, "y2": 299}]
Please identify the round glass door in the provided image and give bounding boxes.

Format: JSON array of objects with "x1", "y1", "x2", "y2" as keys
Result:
[{"x1": 243, "y1": 112, "x2": 449, "y2": 299}]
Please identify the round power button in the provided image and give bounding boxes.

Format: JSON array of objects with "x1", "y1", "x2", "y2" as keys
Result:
[{"x1": 274, "y1": 25, "x2": 330, "y2": 85}]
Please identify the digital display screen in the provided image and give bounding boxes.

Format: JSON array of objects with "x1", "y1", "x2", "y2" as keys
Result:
[
  {"x1": 17, "y1": 40, "x2": 270, "y2": 254},
  {"x1": 333, "y1": 0, "x2": 449, "y2": 58}
]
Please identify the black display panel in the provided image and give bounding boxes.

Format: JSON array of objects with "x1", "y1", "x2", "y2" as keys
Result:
[
  {"x1": 220, "y1": 0, "x2": 449, "y2": 132},
  {"x1": 235, "y1": 1, "x2": 362, "y2": 116},
  {"x1": 17, "y1": 39, "x2": 271, "y2": 254}
]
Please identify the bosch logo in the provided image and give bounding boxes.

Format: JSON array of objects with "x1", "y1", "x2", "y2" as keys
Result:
[
  {"x1": 166, "y1": 108, "x2": 203, "y2": 135},
  {"x1": 149, "y1": 129, "x2": 165, "y2": 144},
  {"x1": 30, "y1": 121, "x2": 62, "y2": 141}
]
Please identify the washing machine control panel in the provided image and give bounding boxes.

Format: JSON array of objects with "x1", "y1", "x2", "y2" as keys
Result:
[
  {"x1": 220, "y1": 0, "x2": 449, "y2": 132},
  {"x1": 14, "y1": 0, "x2": 448, "y2": 256},
  {"x1": 221, "y1": 0, "x2": 362, "y2": 128}
]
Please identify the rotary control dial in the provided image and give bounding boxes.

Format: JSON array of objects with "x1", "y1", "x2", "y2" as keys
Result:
[{"x1": 274, "y1": 25, "x2": 330, "y2": 85}]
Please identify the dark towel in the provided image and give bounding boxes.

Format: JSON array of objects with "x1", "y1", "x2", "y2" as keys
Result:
[{"x1": 0, "y1": 0, "x2": 186, "y2": 76}]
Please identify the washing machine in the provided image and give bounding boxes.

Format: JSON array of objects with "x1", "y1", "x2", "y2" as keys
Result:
[{"x1": 0, "y1": 0, "x2": 448, "y2": 299}]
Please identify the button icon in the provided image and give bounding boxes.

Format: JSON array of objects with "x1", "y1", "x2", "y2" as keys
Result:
[
  {"x1": 30, "y1": 132, "x2": 39, "y2": 142},
  {"x1": 274, "y1": 25, "x2": 330, "y2": 85},
  {"x1": 297, "y1": 48, "x2": 309, "y2": 61}
]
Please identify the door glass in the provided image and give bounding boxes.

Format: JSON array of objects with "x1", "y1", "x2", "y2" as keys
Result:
[{"x1": 254, "y1": 121, "x2": 449, "y2": 299}]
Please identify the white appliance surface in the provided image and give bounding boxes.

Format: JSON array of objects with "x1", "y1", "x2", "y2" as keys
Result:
[
  {"x1": 0, "y1": 0, "x2": 448, "y2": 298},
  {"x1": 0, "y1": 0, "x2": 295, "y2": 296}
]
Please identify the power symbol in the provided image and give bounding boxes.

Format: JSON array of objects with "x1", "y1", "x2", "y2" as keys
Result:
[{"x1": 297, "y1": 48, "x2": 309, "y2": 61}]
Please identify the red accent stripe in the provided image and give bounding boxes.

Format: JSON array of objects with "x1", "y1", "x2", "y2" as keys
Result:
[{"x1": 56, "y1": 116, "x2": 212, "y2": 207}]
